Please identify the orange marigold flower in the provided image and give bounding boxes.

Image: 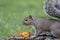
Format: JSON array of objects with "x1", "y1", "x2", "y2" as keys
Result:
[{"x1": 18, "y1": 32, "x2": 32, "y2": 38}]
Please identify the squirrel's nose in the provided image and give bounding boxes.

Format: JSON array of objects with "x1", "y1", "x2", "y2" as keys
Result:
[
  {"x1": 23, "y1": 20, "x2": 30, "y2": 25},
  {"x1": 23, "y1": 21, "x2": 28, "y2": 25}
]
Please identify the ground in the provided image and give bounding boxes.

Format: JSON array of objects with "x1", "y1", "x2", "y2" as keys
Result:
[{"x1": 0, "y1": 0, "x2": 52, "y2": 38}]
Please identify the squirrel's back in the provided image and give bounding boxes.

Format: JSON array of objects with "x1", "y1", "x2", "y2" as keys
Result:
[{"x1": 30, "y1": 17, "x2": 60, "y2": 31}]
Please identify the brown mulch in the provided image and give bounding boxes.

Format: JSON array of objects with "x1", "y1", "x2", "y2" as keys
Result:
[{"x1": 0, "y1": 35, "x2": 57, "y2": 40}]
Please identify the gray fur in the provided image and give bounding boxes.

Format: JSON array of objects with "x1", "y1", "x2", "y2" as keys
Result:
[
  {"x1": 44, "y1": 0, "x2": 60, "y2": 18},
  {"x1": 30, "y1": 17, "x2": 60, "y2": 37}
]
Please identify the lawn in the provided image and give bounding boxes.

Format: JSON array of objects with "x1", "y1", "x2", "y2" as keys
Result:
[{"x1": 0, "y1": 0, "x2": 51, "y2": 38}]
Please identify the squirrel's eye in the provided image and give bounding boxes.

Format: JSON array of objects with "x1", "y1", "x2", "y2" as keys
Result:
[{"x1": 25, "y1": 19, "x2": 27, "y2": 21}]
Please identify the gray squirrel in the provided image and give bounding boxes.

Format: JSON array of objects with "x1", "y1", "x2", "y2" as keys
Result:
[
  {"x1": 23, "y1": 15, "x2": 60, "y2": 38},
  {"x1": 23, "y1": 0, "x2": 60, "y2": 39}
]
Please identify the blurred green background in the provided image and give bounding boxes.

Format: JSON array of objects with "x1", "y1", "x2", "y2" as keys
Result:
[{"x1": 0, "y1": 0, "x2": 51, "y2": 38}]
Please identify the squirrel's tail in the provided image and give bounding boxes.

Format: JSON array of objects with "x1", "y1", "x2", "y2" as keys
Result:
[{"x1": 44, "y1": 0, "x2": 60, "y2": 18}]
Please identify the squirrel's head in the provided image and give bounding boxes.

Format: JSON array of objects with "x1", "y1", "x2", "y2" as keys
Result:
[{"x1": 23, "y1": 15, "x2": 34, "y2": 25}]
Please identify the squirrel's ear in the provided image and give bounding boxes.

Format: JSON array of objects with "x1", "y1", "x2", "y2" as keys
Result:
[
  {"x1": 29, "y1": 15, "x2": 32, "y2": 19},
  {"x1": 29, "y1": 15, "x2": 35, "y2": 20}
]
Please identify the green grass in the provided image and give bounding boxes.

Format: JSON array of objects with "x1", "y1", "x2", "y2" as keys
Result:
[{"x1": 0, "y1": 0, "x2": 52, "y2": 38}]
